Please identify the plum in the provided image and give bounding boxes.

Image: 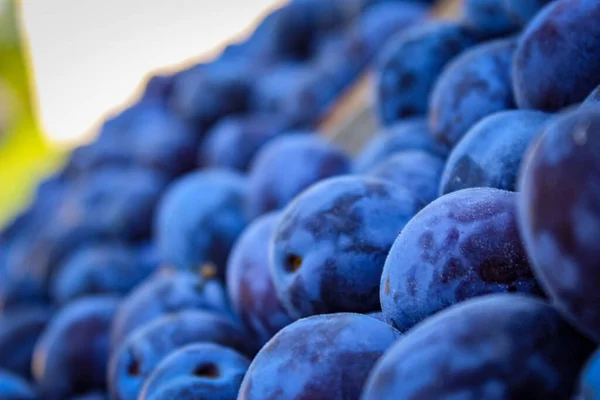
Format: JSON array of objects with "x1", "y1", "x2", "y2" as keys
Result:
[
  {"x1": 503, "y1": 0, "x2": 556, "y2": 26},
  {"x1": 462, "y1": 0, "x2": 519, "y2": 37},
  {"x1": 199, "y1": 114, "x2": 295, "y2": 172},
  {"x1": 50, "y1": 242, "x2": 155, "y2": 304},
  {"x1": 440, "y1": 110, "x2": 550, "y2": 195},
  {"x1": 518, "y1": 106, "x2": 600, "y2": 342},
  {"x1": 583, "y1": 85, "x2": 600, "y2": 107},
  {"x1": 512, "y1": 0, "x2": 600, "y2": 111},
  {"x1": 0, "y1": 370, "x2": 36, "y2": 400},
  {"x1": 238, "y1": 313, "x2": 401, "y2": 400},
  {"x1": 69, "y1": 392, "x2": 107, "y2": 400},
  {"x1": 429, "y1": 38, "x2": 516, "y2": 150},
  {"x1": 0, "y1": 306, "x2": 52, "y2": 378},
  {"x1": 108, "y1": 310, "x2": 252, "y2": 400},
  {"x1": 246, "y1": 134, "x2": 351, "y2": 219},
  {"x1": 381, "y1": 188, "x2": 543, "y2": 332},
  {"x1": 110, "y1": 269, "x2": 231, "y2": 349},
  {"x1": 376, "y1": 21, "x2": 478, "y2": 125},
  {"x1": 138, "y1": 343, "x2": 250, "y2": 400},
  {"x1": 354, "y1": 118, "x2": 446, "y2": 173},
  {"x1": 155, "y1": 170, "x2": 247, "y2": 278},
  {"x1": 32, "y1": 296, "x2": 119, "y2": 400},
  {"x1": 366, "y1": 150, "x2": 444, "y2": 209},
  {"x1": 271, "y1": 176, "x2": 419, "y2": 319},
  {"x1": 226, "y1": 213, "x2": 294, "y2": 346},
  {"x1": 362, "y1": 294, "x2": 594, "y2": 400},
  {"x1": 578, "y1": 349, "x2": 600, "y2": 400}
]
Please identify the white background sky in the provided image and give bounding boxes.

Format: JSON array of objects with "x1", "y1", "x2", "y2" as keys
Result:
[{"x1": 20, "y1": 0, "x2": 281, "y2": 146}]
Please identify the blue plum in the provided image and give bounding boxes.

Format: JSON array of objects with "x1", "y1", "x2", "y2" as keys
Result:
[
  {"x1": 50, "y1": 242, "x2": 156, "y2": 304},
  {"x1": 238, "y1": 313, "x2": 401, "y2": 400},
  {"x1": 518, "y1": 106, "x2": 600, "y2": 342},
  {"x1": 362, "y1": 294, "x2": 594, "y2": 400},
  {"x1": 366, "y1": 150, "x2": 444, "y2": 209},
  {"x1": 462, "y1": 0, "x2": 519, "y2": 37},
  {"x1": 512, "y1": 0, "x2": 600, "y2": 111},
  {"x1": 32, "y1": 296, "x2": 119, "y2": 400},
  {"x1": 156, "y1": 170, "x2": 248, "y2": 278},
  {"x1": 0, "y1": 370, "x2": 36, "y2": 400},
  {"x1": 246, "y1": 134, "x2": 351, "y2": 219},
  {"x1": 139, "y1": 343, "x2": 250, "y2": 400},
  {"x1": 440, "y1": 110, "x2": 550, "y2": 195},
  {"x1": 0, "y1": 306, "x2": 51, "y2": 378},
  {"x1": 110, "y1": 269, "x2": 231, "y2": 349},
  {"x1": 199, "y1": 114, "x2": 294, "y2": 172},
  {"x1": 376, "y1": 21, "x2": 479, "y2": 124},
  {"x1": 503, "y1": 0, "x2": 556, "y2": 26},
  {"x1": 226, "y1": 213, "x2": 294, "y2": 346},
  {"x1": 108, "y1": 310, "x2": 252, "y2": 400},
  {"x1": 584, "y1": 85, "x2": 600, "y2": 106},
  {"x1": 381, "y1": 188, "x2": 543, "y2": 332},
  {"x1": 429, "y1": 38, "x2": 516, "y2": 150},
  {"x1": 579, "y1": 349, "x2": 600, "y2": 400},
  {"x1": 354, "y1": 118, "x2": 447, "y2": 173},
  {"x1": 271, "y1": 176, "x2": 419, "y2": 319}
]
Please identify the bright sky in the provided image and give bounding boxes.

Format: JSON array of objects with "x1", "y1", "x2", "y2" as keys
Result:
[{"x1": 20, "y1": 0, "x2": 281, "y2": 147}]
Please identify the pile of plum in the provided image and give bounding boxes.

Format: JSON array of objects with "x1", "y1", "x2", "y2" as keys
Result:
[{"x1": 2, "y1": 0, "x2": 600, "y2": 398}]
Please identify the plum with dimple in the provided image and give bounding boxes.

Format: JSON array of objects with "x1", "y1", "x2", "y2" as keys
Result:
[
  {"x1": 429, "y1": 38, "x2": 516, "y2": 150},
  {"x1": 366, "y1": 150, "x2": 444, "y2": 209},
  {"x1": 155, "y1": 170, "x2": 248, "y2": 278},
  {"x1": 138, "y1": 343, "x2": 249, "y2": 400},
  {"x1": 376, "y1": 21, "x2": 479, "y2": 125},
  {"x1": 238, "y1": 313, "x2": 401, "y2": 400},
  {"x1": 246, "y1": 134, "x2": 351, "y2": 219},
  {"x1": 32, "y1": 296, "x2": 119, "y2": 400},
  {"x1": 108, "y1": 310, "x2": 252, "y2": 400},
  {"x1": 227, "y1": 213, "x2": 294, "y2": 346},
  {"x1": 271, "y1": 176, "x2": 419, "y2": 319},
  {"x1": 0, "y1": 306, "x2": 52, "y2": 378},
  {"x1": 110, "y1": 269, "x2": 231, "y2": 349},
  {"x1": 440, "y1": 110, "x2": 551, "y2": 195},
  {"x1": 381, "y1": 187, "x2": 543, "y2": 332},
  {"x1": 0, "y1": 370, "x2": 36, "y2": 400},
  {"x1": 199, "y1": 114, "x2": 295, "y2": 172},
  {"x1": 362, "y1": 294, "x2": 594, "y2": 400},
  {"x1": 518, "y1": 106, "x2": 600, "y2": 342},
  {"x1": 354, "y1": 118, "x2": 447, "y2": 173},
  {"x1": 512, "y1": 0, "x2": 600, "y2": 111}
]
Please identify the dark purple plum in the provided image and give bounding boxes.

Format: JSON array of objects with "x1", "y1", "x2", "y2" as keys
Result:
[
  {"x1": 512, "y1": 0, "x2": 600, "y2": 111},
  {"x1": 440, "y1": 110, "x2": 550, "y2": 195},
  {"x1": 155, "y1": 170, "x2": 247, "y2": 278},
  {"x1": 199, "y1": 114, "x2": 295, "y2": 172},
  {"x1": 354, "y1": 118, "x2": 447, "y2": 173},
  {"x1": 518, "y1": 106, "x2": 600, "y2": 342},
  {"x1": 238, "y1": 313, "x2": 401, "y2": 400},
  {"x1": 138, "y1": 343, "x2": 250, "y2": 400},
  {"x1": 108, "y1": 310, "x2": 252, "y2": 400},
  {"x1": 363, "y1": 294, "x2": 594, "y2": 399},
  {"x1": 578, "y1": 348, "x2": 600, "y2": 400},
  {"x1": 583, "y1": 85, "x2": 600, "y2": 106},
  {"x1": 246, "y1": 134, "x2": 351, "y2": 219},
  {"x1": 503, "y1": 0, "x2": 556, "y2": 26},
  {"x1": 376, "y1": 21, "x2": 479, "y2": 125},
  {"x1": 226, "y1": 213, "x2": 294, "y2": 346},
  {"x1": 366, "y1": 150, "x2": 444, "y2": 209},
  {"x1": 381, "y1": 188, "x2": 543, "y2": 332},
  {"x1": 271, "y1": 176, "x2": 419, "y2": 319},
  {"x1": 462, "y1": 0, "x2": 519, "y2": 37},
  {"x1": 429, "y1": 38, "x2": 516, "y2": 150},
  {"x1": 0, "y1": 370, "x2": 36, "y2": 400},
  {"x1": 32, "y1": 296, "x2": 119, "y2": 400},
  {"x1": 50, "y1": 242, "x2": 155, "y2": 304},
  {"x1": 0, "y1": 306, "x2": 52, "y2": 378},
  {"x1": 110, "y1": 269, "x2": 231, "y2": 349}
]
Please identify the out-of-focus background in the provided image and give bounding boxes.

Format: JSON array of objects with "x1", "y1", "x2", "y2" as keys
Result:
[{"x1": 0, "y1": 0, "x2": 281, "y2": 226}]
